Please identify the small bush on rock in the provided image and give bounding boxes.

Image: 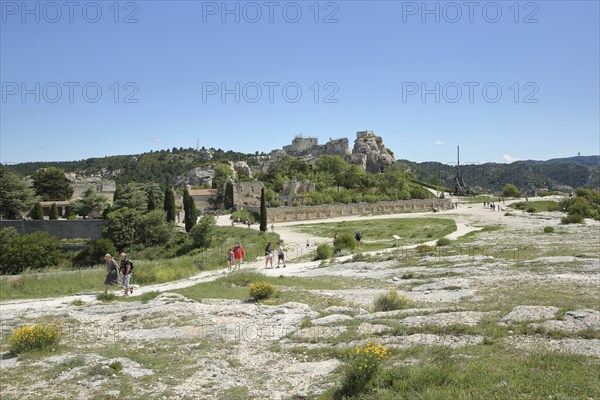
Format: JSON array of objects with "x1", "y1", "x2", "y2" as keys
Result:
[
  {"x1": 314, "y1": 243, "x2": 333, "y2": 260},
  {"x1": 9, "y1": 323, "x2": 62, "y2": 353},
  {"x1": 436, "y1": 238, "x2": 451, "y2": 246},
  {"x1": 334, "y1": 340, "x2": 390, "y2": 398},
  {"x1": 374, "y1": 289, "x2": 411, "y2": 312},
  {"x1": 249, "y1": 281, "x2": 275, "y2": 300}
]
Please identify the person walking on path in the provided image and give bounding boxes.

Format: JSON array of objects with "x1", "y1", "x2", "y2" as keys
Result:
[
  {"x1": 227, "y1": 248, "x2": 234, "y2": 272},
  {"x1": 276, "y1": 242, "x2": 286, "y2": 268},
  {"x1": 119, "y1": 252, "x2": 134, "y2": 296},
  {"x1": 232, "y1": 242, "x2": 245, "y2": 270},
  {"x1": 264, "y1": 242, "x2": 274, "y2": 268},
  {"x1": 103, "y1": 254, "x2": 122, "y2": 295}
]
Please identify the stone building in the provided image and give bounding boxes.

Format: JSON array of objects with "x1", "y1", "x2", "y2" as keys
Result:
[
  {"x1": 223, "y1": 176, "x2": 265, "y2": 211},
  {"x1": 283, "y1": 136, "x2": 318, "y2": 155},
  {"x1": 278, "y1": 178, "x2": 315, "y2": 206},
  {"x1": 189, "y1": 189, "x2": 218, "y2": 212}
]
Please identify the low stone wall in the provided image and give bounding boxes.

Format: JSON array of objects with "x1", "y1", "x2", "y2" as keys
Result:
[
  {"x1": 247, "y1": 198, "x2": 452, "y2": 223},
  {"x1": 0, "y1": 220, "x2": 103, "y2": 239}
]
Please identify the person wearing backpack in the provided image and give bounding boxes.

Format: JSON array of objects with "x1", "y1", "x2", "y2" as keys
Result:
[
  {"x1": 104, "y1": 254, "x2": 122, "y2": 295},
  {"x1": 119, "y1": 252, "x2": 134, "y2": 296}
]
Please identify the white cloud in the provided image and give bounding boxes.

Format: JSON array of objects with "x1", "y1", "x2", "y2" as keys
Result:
[
  {"x1": 143, "y1": 136, "x2": 161, "y2": 143},
  {"x1": 434, "y1": 140, "x2": 444, "y2": 145},
  {"x1": 501, "y1": 154, "x2": 520, "y2": 163}
]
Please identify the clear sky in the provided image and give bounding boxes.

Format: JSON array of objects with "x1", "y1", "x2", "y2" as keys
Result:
[{"x1": 1, "y1": 0, "x2": 598, "y2": 165}]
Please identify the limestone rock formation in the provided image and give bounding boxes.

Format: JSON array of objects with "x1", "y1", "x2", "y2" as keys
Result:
[
  {"x1": 230, "y1": 161, "x2": 252, "y2": 178},
  {"x1": 185, "y1": 166, "x2": 215, "y2": 186},
  {"x1": 352, "y1": 131, "x2": 395, "y2": 173}
]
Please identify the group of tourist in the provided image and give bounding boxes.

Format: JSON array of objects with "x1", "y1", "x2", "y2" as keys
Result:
[
  {"x1": 104, "y1": 252, "x2": 134, "y2": 296},
  {"x1": 225, "y1": 241, "x2": 287, "y2": 271},
  {"x1": 264, "y1": 241, "x2": 286, "y2": 268}
]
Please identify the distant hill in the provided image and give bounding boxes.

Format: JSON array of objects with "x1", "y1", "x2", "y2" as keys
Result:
[
  {"x1": 3, "y1": 149, "x2": 598, "y2": 195},
  {"x1": 398, "y1": 156, "x2": 599, "y2": 194}
]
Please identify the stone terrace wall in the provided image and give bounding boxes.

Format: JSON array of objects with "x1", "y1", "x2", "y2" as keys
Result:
[
  {"x1": 247, "y1": 198, "x2": 451, "y2": 223},
  {"x1": 0, "y1": 220, "x2": 103, "y2": 239}
]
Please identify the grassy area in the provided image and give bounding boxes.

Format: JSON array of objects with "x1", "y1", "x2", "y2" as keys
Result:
[
  {"x1": 0, "y1": 227, "x2": 280, "y2": 301},
  {"x1": 176, "y1": 270, "x2": 377, "y2": 309},
  {"x1": 320, "y1": 345, "x2": 600, "y2": 399},
  {"x1": 510, "y1": 200, "x2": 561, "y2": 213},
  {"x1": 292, "y1": 218, "x2": 456, "y2": 249}
]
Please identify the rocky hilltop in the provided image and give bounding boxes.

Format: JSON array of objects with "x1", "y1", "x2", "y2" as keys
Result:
[{"x1": 279, "y1": 130, "x2": 395, "y2": 173}]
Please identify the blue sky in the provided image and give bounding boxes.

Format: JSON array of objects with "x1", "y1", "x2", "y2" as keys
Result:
[{"x1": 1, "y1": 0, "x2": 598, "y2": 165}]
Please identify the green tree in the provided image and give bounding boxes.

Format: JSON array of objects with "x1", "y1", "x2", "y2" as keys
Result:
[
  {"x1": 259, "y1": 187, "x2": 267, "y2": 232},
  {"x1": 102, "y1": 208, "x2": 141, "y2": 248},
  {"x1": 503, "y1": 183, "x2": 521, "y2": 198},
  {"x1": 224, "y1": 180, "x2": 234, "y2": 210},
  {"x1": 212, "y1": 164, "x2": 235, "y2": 207},
  {"x1": 183, "y1": 188, "x2": 197, "y2": 232},
  {"x1": 102, "y1": 205, "x2": 112, "y2": 219},
  {"x1": 189, "y1": 214, "x2": 216, "y2": 249},
  {"x1": 136, "y1": 209, "x2": 172, "y2": 247},
  {"x1": 147, "y1": 189, "x2": 157, "y2": 211},
  {"x1": 0, "y1": 169, "x2": 37, "y2": 219},
  {"x1": 163, "y1": 187, "x2": 176, "y2": 223},
  {"x1": 31, "y1": 167, "x2": 74, "y2": 201},
  {"x1": 31, "y1": 202, "x2": 44, "y2": 220},
  {"x1": 112, "y1": 183, "x2": 148, "y2": 213},
  {"x1": 72, "y1": 238, "x2": 117, "y2": 267},
  {"x1": 49, "y1": 203, "x2": 59, "y2": 220},
  {"x1": 0, "y1": 228, "x2": 62, "y2": 274},
  {"x1": 70, "y1": 187, "x2": 109, "y2": 219}
]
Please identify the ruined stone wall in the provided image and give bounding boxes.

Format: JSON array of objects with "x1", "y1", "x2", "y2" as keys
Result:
[{"x1": 247, "y1": 198, "x2": 452, "y2": 223}]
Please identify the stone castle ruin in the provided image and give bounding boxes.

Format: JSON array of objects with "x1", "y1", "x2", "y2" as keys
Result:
[{"x1": 277, "y1": 131, "x2": 395, "y2": 173}]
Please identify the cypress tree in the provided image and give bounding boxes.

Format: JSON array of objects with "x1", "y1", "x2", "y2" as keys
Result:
[
  {"x1": 164, "y1": 187, "x2": 176, "y2": 223},
  {"x1": 224, "y1": 181, "x2": 234, "y2": 210},
  {"x1": 112, "y1": 186, "x2": 123, "y2": 203},
  {"x1": 183, "y1": 188, "x2": 197, "y2": 232},
  {"x1": 32, "y1": 202, "x2": 44, "y2": 220},
  {"x1": 49, "y1": 203, "x2": 59, "y2": 220},
  {"x1": 102, "y1": 204, "x2": 112, "y2": 219},
  {"x1": 259, "y1": 187, "x2": 267, "y2": 232},
  {"x1": 147, "y1": 189, "x2": 157, "y2": 212}
]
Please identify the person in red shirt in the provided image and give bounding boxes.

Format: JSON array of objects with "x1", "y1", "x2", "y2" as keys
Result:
[{"x1": 232, "y1": 242, "x2": 245, "y2": 270}]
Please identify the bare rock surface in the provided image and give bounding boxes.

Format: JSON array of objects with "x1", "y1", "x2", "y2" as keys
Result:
[{"x1": 501, "y1": 305, "x2": 560, "y2": 322}]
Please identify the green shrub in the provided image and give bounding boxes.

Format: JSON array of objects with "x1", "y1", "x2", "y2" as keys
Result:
[
  {"x1": 334, "y1": 340, "x2": 390, "y2": 399},
  {"x1": 96, "y1": 293, "x2": 117, "y2": 301},
  {"x1": 561, "y1": 214, "x2": 584, "y2": 224},
  {"x1": 109, "y1": 361, "x2": 123, "y2": 372},
  {"x1": 71, "y1": 299, "x2": 84, "y2": 306},
  {"x1": 231, "y1": 210, "x2": 259, "y2": 224},
  {"x1": 9, "y1": 323, "x2": 62, "y2": 353},
  {"x1": 190, "y1": 215, "x2": 216, "y2": 249},
  {"x1": 249, "y1": 281, "x2": 275, "y2": 300},
  {"x1": 416, "y1": 244, "x2": 435, "y2": 254},
  {"x1": 373, "y1": 288, "x2": 411, "y2": 312},
  {"x1": 0, "y1": 228, "x2": 62, "y2": 274},
  {"x1": 314, "y1": 243, "x2": 333, "y2": 260},
  {"x1": 436, "y1": 237, "x2": 451, "y2": 247},
  {"x1": 527, "y1": 206, "x2": 537, "y2": 213},
  {"x1": 73, "y1": 238, "x2": 117, "y2": 267},
  {"x1": 333, "y1": 232, "x2": 356, "y2": 254},
  {"x1": 543, "y1": 226, "x2": 555, "y2": 233}
]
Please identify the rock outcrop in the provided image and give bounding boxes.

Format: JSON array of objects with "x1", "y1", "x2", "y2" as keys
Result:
[
  {"x1": 273, "y1": 131, "x2": 395, "y2": 172},
  {"x1": 352, "y1": 131, "x2": 395, "y2": 173}
]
